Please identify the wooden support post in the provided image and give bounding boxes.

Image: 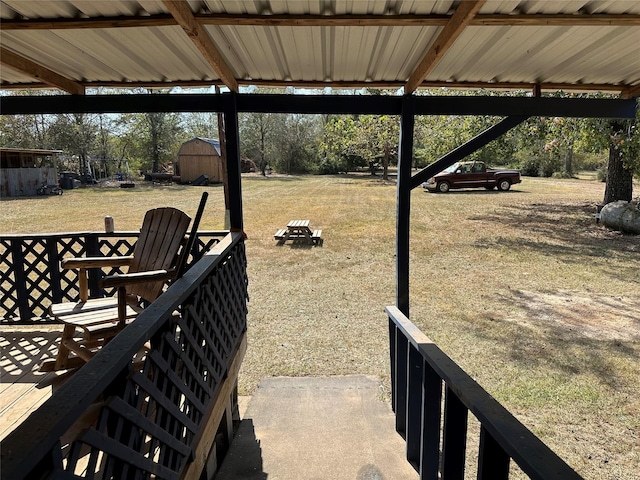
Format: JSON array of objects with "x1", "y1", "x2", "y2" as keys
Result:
[
  {"x1": 396, "y1": 94, "x2": 415, "y2": 317},
  {"x1": 223, "y1": 93, "x2": 243, "y2": 232}
]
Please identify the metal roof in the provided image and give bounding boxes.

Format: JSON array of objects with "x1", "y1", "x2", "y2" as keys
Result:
[
  {"x1": 181, "y1": 137, "x2": 222, "y2": 156},
  {"x1": 1, "y1": 0, "x2": 639, "y2": 97}
]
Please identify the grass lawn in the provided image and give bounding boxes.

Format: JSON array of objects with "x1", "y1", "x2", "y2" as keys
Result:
[{"x1": 2, "y1": 173, "x2": 639, "y2": 479}]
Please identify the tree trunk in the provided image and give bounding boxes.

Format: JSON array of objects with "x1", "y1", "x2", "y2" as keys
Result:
[
  {"x1": 604, "y1": 143, "x2": 633, "y2": 204},
  {"x1": 259, "y1": 119, "x2": 267, "y2": 176},
  {"x1": 382, "y1": 145, "x2": 390, "y2": 181},
  {"x1": 564, "y1": 148, "x2": 573, "y2": 175}
]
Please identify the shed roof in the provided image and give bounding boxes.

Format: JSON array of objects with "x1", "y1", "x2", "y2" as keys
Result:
[
  {"x1": 1, "y1": 0, "x2": 639, "y2": 97},
  {"x1": 0, "y1": 147, "x2": 63, "y2": 155},
  {"x1": 181, "y1": 137, "x2": 221, "y2": 156}
]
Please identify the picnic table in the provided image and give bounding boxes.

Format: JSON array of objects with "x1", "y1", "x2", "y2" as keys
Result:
[{"x1": 274, "y1": 220, "x2": 323, "y2": 246}]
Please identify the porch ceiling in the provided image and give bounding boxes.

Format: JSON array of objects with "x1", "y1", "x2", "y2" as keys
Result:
[{"x1": 1, "y1": 0, "x2": 639, "y2": 97}]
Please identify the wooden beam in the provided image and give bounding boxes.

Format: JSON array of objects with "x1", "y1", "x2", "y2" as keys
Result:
[
  {"x1": 405, "y1": 0, "x2": 486, "y2": 94},
  {"x1": 1, "y1": 13, "x2": 638, "y2": 30},
  {"x1": 2, "y1": 93, "x2": 635, "y2": 121},
  {"x1": 622, "y1": 83, "x2": 640, "y2": 99},
  {"x1": 162, "y1": 1, "x2": 238, "y2": 92},
  {"x1": 471, "y1": 13, "x2": 640, "y2": 26},
  {"x1": 1, "y1": 78, "x2": 632, "y2": 94},
  {"x1": 0, "y1": 14, "x2": 176, "y2": 30},
  {"x1": 0, "y1": 47, "x2": 84, "y2": 95}
]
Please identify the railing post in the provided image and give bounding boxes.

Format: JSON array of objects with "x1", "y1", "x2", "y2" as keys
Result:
[
  {"x1": 406, "y1": 344, "x2": 423, "y2": 470},
  {"x1": 10, "y1": 238, "x2": 31, "y2": 322},
  {"x1": 478, "y1": 426, "x2": 510, "y2": 480},
  {"x1": 389, "y1": 318, "x2": 397, "y2": 413},
  {"x1": 86, "y1": 233, "x2": 102, "y2": 298},
  {"x1": 46, "y1": 236, "x2": 63, "y2": 304},
  {"x1": 420, "y1": 361, "x2": 442, "y2": 480},
  {"x1": 442, "y1": 387, "x2": 468, "y2": 480},
  {"x1": 395, "y1": 332, "x2": 409, "y2": 439}
]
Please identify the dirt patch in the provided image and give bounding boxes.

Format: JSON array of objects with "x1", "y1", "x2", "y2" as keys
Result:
[{"x1": 510, "y1": 290, "x2": 640, "y2": 342}]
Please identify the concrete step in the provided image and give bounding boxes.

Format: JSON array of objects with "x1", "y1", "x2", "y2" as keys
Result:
[{"x1": 216, "y1": 375, "x2": 418, "y2": 479}]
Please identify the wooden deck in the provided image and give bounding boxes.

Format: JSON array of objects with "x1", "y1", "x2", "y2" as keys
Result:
[{"x1": 0, "y1": 325, "x2": 70, "y2": 441}]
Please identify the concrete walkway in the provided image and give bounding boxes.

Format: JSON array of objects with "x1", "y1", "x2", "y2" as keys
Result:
[{"x1": 216, "y1": 375, "x2": 418, "y2": 480}]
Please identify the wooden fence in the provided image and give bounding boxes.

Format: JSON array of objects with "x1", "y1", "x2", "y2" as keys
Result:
[
  {"x1": 387, "y1": 306, "x2": 584, "y2": 480},
  {"x1": 0, "y1": 230, "x2": 227, "y2": 324},
  {"x1": 2, "y1": 232, "x2": 248, "y2": 480}
]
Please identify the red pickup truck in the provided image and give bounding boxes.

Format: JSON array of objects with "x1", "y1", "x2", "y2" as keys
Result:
[{"x1": 422, "y1": 161, "x2": 521, "y2": 193}]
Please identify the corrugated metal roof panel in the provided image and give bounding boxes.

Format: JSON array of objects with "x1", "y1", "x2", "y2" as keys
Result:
[
  {"x1": 429, "y1": 23, "x2": 640, "y2": 86},
  {"x1": 0, "y1": 0, "x2": 638, "y2": 92}
]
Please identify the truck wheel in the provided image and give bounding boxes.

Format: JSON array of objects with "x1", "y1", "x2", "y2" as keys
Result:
[
  {"x1": 497, "y1": 179, "x2": 511, "y2": 191},
  {"x1": 437, "y1": 181, "x2": 450, "y2": 193}
]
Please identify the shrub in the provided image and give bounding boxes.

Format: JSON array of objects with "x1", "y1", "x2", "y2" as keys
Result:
[
  {"x1": 575, "y1": 152, "x2": 605, "y2": 171},
  {"x1": 519, "y1": 156, "x2": 540, "y2": 177},
  {"x1": 317, "y1": 158, "x2": 343, "y2": 175}
]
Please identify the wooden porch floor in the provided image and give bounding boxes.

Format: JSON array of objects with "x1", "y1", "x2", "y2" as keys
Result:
[{"x1": 0, "y1": 325, "x2": 72, "y2": 441}]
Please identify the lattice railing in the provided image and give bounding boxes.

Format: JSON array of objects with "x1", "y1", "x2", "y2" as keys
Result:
[
  {"x1": 0, "y1": 231, "x2": 227, "y2": 324},
  {"x1": 2, "y1": 232, "x2": 248, "y2": 480}
]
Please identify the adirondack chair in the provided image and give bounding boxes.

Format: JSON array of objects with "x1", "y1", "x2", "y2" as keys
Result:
[{"x1": 41, "y1": 194, "x2": 208, "y2": 372}]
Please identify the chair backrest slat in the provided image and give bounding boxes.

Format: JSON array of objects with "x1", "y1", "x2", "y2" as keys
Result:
[{"x1": 128, "y1": 207, "x2": 191, "y2": 302}]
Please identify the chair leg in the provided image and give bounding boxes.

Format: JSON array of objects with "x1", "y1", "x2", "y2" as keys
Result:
[
  {"x1": 40, "y1": 324, "x2": 85, "y2": 372},
  {"x1": 55, "y1": 324, "x2": 76, "y2": 370}
]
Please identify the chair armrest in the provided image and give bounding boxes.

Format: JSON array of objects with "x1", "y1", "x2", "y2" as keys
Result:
[
  {"x1": 62, "y1": 256, "x2": 134, "y2": 270},
  {"x1": 99, "y1": 269, "x2": 175, "y2": 289}
]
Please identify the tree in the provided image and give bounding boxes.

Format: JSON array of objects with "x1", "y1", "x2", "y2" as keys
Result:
[
  {"x1": 118, "y1": 112, "x2": 182, "y2": 173},
  {"x1": 95, "y1": 114, "x2": 116, "y2": 178},
  {"x1": 274, "y1": 114, "x2": 321, "y2": 174},
  {"x1": 582, "y1": 98, "x2": 639, "y2": 204},
  {"x1": 239, "y1": 112, "x2": 280, "y2": 175},
  {"x1": 320, "y1": 114, "x2": 399, "y2": 179},
  {"x1": 182, "y1": 112, "x2": 219, "y2": 139},
  {"x1": 48, "y1": 113, "x2": 98, "y2": 175},
  {"x1": 0, "y1": 114, "x2": 53, "y2": 149},
  {"x1": 414, "y1": 114, "x2": 519, "y2": 171},
  {"x1": 354, "y1": 115, "x2": 399, "y2": 180},
  {"x1": 603, "y1": 120, "x2": 636, "y2": 203},
  {"x1": 319, "y1": 115, "x2": 365, "y2": 174}
]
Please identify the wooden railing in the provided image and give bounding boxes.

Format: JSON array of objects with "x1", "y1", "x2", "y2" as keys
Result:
[
  {"x1": 387, "y1": 306, "x2": 584, "y2": 480},
  {"x1": 0, "y1": 230, "x2": 227, "y2": 324},
  {"x1": 1, "y1": 232, "x2": 248, "y2": 480}
]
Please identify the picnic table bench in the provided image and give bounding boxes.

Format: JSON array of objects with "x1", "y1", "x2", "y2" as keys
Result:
[{"x1": 274, "y1": 220, "x2": 323, "y2": 246}]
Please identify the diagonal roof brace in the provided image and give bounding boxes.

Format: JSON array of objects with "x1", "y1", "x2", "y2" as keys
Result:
[
  {"x1": 163, "y1": 0, "x2": 238, "y2": 92},
  {"x1": 0, "y1": 47, "x2": 85, "y2": 95},
  {"x1": 405, "y1": 0, "x2": 486, "y2": 94}
]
